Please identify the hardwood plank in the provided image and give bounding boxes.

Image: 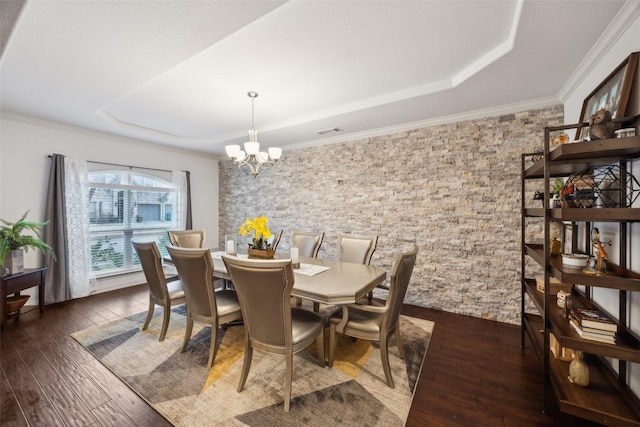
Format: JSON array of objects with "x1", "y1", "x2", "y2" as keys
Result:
[
  {"x1": 69, "y1": 377, "x2": 110, "y2": 410},
  {"x1": 91, "y1": 400, "x2": 137, "y2": 427},
  {"x1": 0, "y1": 371, "x2": 28, "y2": 427},
  {"x1": 1, "y1": 342, "x2": 51, "y2": 412},
  {"x1": 80, "y1": 358, "x2": 150, "y2": 421},
  {"x1": 24, "y1": 403, "x2": 67, "y2": 427},
  {"x1": 43, "y1": 380, "x2": 97, "y2": 427},
  {"x1": 39, "y1": 338, "x2": 89, "y2": 385},
  {"x1": 131, "y1": 405, "x2": 173, "y2": 427},
  {"x1": 11, "y1": 338, "x2": 63, "y2": 389}
]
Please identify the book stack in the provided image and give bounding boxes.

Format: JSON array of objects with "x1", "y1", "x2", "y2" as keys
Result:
[{"x1": 569, "y1": 308, "x2": 617, "y2": 344}]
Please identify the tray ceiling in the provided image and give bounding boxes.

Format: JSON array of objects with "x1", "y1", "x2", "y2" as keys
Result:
[{"x1": 0, "y1": 0, "x2": 628, "y2": 156}]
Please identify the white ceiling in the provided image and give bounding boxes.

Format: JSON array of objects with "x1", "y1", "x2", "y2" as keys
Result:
[{"x1": 0, "y1": 0, "x2": 631, "y2": 157}]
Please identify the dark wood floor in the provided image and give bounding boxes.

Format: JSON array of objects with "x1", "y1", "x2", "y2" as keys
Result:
[{"x1": 1, "y1": 285, "x2": 600, "y2": 427}]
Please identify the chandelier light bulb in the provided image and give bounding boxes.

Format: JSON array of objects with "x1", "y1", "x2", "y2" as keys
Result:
[
  {"x1": 268, "y1": 147, "x2": 282, "y2": 161},
  {"x1": 225, "y1": 144, "x2": 240, "y2": 159},
  {"x1": 244, "y1": 142, "x2": 259, "y2": 156}
]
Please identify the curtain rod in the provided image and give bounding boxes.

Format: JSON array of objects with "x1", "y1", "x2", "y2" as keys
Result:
[
  {"x1": 87, "y1": 160, "x2": 172, "y2": 174},
  {"x1": 48, "y1": 155, "x2": 172, "y2": 173}
]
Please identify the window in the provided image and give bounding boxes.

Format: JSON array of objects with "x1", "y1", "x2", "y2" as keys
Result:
[{"x1": 88, "y1": 167, "x2": 178, "y2": 275}]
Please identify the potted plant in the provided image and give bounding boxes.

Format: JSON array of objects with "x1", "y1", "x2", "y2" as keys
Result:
[
  {"x1": 238, "y1": 215, "x2": 275, "y2": 259},
  {"x1": 0, "y1": 210, "x2": 55, "y2": 276},
  {"x1": 551, "y1": 177, "x2": 564, "y2": 208}
]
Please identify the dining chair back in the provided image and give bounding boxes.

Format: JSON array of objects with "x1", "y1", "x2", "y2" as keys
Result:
[
  {"x1": 328, "y1": 244, "x2": 418, "y2": 388},
  {"x1": 166, "y1": 245, "x2": 242, "y2": 368},
  {"x1": 132, "y1": 241, "x2": 186, "y2": 341},
  {"x1": 168, "y1": 229, "x2": 206, "y2": 248},
  {"x1": 269, "y1": 229, "x2": 284, "y2": 251},
  {"x1": 338, "y1": 234, "x2": 378, "y2": 264},
  {"x1": 222, "y1": 255, "x2": 325, "y2": 412},
  {"x1": 290, "y1": 230, "x2": 324, "y2": 258}
]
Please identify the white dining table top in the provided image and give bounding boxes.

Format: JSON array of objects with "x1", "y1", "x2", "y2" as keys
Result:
[{"x1": 165, "y1": 249, "x2": 386, "y2": 305}]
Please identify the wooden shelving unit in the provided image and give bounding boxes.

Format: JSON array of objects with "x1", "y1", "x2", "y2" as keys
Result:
[{"x1": 520, "y1": 127, "x2": 640, "y2": 426}]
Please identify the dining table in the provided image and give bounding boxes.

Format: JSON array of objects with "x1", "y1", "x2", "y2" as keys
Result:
[{"x1": 164, "y1": 249, "x2": 387, "y2": 306}]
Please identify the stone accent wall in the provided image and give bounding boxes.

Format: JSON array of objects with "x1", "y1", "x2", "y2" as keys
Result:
[{"x1": 219, "y1": 105, "x2": 564, "y2": 324}]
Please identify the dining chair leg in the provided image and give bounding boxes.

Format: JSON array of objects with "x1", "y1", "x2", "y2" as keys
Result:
[
  {"x1": 328, "y1": 324, "x2": 336, "y2": 368},
  {"x1": 158, "y1": 305, "x2": 170, "y2": 341},
  {"x1": 380, "y1": 333, "x2": 394, "y2": 388},
  {"x1": 237, "y1": 344, "x2": 253, "y2": 392},
  {"x1": 316, "y1": 331, "x2": 325, "y2": 367},
  {"x1": 284, "y1": 352, "x2": 293, "y2": 412},
  {"x1": 207, "y1": 324, "x2": 219, "y2": 369},
  {"x1": 142, "y1": 297, "x2": 154, "y2": 331},
  {"x1": 182, "y1": 314, "x2": 193, "y2": 353}
]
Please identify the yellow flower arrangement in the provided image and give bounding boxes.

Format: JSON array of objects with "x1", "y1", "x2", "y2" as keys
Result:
[{"x1": 239, "y1": 215, "x2": 273, "y2": 250}]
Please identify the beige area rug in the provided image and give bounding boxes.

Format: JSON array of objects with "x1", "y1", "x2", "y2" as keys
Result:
[{"x1": 71, "y1": 306, "x2": 434, "y2": 426}]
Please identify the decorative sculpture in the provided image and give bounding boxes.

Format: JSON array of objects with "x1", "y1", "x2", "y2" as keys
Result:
[
  {"x1": 588, "y1": 109, "x2": 615, "y2": 140},
  {"x1": 583, "y1": 228, "x2": 611, "y2": 276},
  {"x1": 568, "y1": 351, "x2": 589, "y2": 387}
]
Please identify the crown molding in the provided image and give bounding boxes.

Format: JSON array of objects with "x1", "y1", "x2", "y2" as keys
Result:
[{"x1": 287, "y1": 96, "x2": 561, "y2": 151}]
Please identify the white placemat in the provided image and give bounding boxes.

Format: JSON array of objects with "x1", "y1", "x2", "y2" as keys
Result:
[
  {"x1": 211, "y1": 251, "x2": 248, "y2": 259},
  {"x1": 295, "y1": 263, "x2": 330, "y2": 276},
  {"x1": 211, "y1": 253, "x2": 328, "y2": 276}
]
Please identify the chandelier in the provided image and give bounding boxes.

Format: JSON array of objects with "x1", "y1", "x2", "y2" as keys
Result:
[{"x1": 225, "y1": 91, "x2": 282, "y2": 177}]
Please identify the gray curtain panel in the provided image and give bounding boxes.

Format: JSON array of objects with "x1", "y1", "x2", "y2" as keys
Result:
[
  {"x1": 43, "y1": 154, "x2": 71, "y2": 304},
  {"x1": 185, "y1": 170, "x2": 193, "y2": 230}
]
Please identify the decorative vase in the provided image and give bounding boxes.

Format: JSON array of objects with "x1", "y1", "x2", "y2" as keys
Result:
[
  {"x1": 4, "y1": 249, "x2": 24, "y2": 275},
  {"x1": 568, "y1": 350, "x2": 589, "y2": 387},
  {"x1": 247, "y1": 247, "x2": 276, "y2": 259}
]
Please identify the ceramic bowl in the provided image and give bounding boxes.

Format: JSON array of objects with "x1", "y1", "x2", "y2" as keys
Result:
[{"x1": 561, "y1": 253, "x2": 590, "y2": 269}]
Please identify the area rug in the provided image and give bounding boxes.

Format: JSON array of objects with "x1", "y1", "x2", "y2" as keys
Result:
[{"x1": 71, "y1": 306, "x2": 434, "y2": 426}]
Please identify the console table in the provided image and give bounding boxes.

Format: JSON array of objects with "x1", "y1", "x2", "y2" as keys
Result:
[{"x1": 1, "y1": 267, "x2": 47, "y2": 328}]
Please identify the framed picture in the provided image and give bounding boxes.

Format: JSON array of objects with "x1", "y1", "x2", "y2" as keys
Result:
[{"x1": 575, "y1": 51, "x2": 639, "y2": 141}]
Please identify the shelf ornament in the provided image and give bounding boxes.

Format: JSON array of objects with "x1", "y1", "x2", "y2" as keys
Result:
[{"x1": 583, "y1": 228, "x2": 611, "y2": 276}]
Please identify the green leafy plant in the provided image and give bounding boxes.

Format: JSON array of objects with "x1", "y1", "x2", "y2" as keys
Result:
[
  {"x1": 553, "y1": 177, "x2": 565, "y2": 196},
  {"x1": 0, "y1": 210, "x2": 56, "y2": 267}
]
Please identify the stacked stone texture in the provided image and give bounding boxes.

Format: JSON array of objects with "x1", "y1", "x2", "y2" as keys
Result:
[{"x1": 220, "y1": 105, "x2": 564, "y2": 324}]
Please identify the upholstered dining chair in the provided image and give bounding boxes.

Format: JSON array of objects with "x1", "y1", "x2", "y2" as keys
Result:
[
  {"x1": 221, "y1": 255, "x2": 325, "y2": 412},
  {"x1": 338, "y1": 233, "x2": 378, "y2": 264},
  {"x1": 132, "y1": 241, "x2": 186, "y2": 342},
  {"x1": 290, "y1": 230, "x2": 324, "y2": 258},
  {"x1": 290, "y1": 230, "x2": 324, "y2": 307},
  {"x1": 168, "y1": 229, "x2": 206, "y2": 248},
  {"x1": 337, "y1": 233, "x2": 379, "y2": 302},
  {"x1": 328, "y1": 244, "x2": 418, "y2": 388},
  {"x1": 316, "y1": 233, "x2": 379, "y2": 313},
  {"x1": 166, "y1": 245, "x2": 242, "y2": 368}
]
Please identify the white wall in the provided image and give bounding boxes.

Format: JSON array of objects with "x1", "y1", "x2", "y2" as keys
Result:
[
  {"x1": 0, "y1": 113, "x2": 219, "y2": 294},
  {"x1": 562, "y1": 10, "x2": 640, "y2": 397}
]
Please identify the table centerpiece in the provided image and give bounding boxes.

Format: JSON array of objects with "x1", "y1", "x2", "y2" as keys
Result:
[{"x1": 239, "y1": 215, "x2": 276, "y2": 259}]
